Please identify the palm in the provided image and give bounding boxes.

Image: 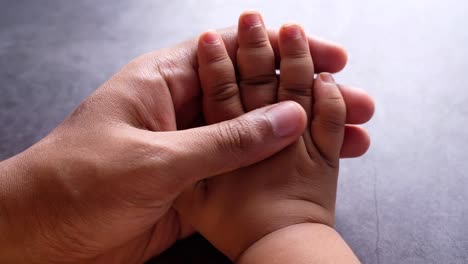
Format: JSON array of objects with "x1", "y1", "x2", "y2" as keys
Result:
[{"x1": 76, "y1": 209, "x2": 181, "y2": 264}]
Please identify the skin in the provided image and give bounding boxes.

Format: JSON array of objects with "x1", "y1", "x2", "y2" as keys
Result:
[
  {"x1": 176, "y1": 11, "x2": 362, "y2": 262},
  {"x1": 0, "y1": 12, "x2": 373, "y2": 264},
  {"x1": 237, "y1": 223, "x2": 360, "y2": 264},
  {"x1": 166, "y1": 27, "x2": 373, "y2": 157}
]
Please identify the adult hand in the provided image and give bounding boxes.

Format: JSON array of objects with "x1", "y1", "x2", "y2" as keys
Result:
[
  {"x1": 153, "y1": 26, "x2": 374, "y2": 157},
  {"x1": 0, "y1": 27, "x2": 373, "y2": 264}
]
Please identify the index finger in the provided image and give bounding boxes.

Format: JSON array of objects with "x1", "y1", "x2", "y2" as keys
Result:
[
  {"x1": 267, "y1": 30, "x2": 348, "y2": 73},
  {"x1": 205, "y1": 26, "x2": 348, "y2": 73}
]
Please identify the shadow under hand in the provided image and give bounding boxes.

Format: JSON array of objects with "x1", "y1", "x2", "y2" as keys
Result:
[{"x1": 147, "y1": 233, "x2": 231, "y2": 264}]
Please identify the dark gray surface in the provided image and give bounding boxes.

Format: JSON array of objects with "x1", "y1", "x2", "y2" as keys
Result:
[{"x1": 1, "y1": 1, "x2": 467, "y2": 263}]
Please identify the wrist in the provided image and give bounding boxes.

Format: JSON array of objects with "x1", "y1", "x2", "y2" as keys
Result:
[
  {"x1": 0, "y1": 153, "x2": 34, "y2": 263},
  {"x1": 0, "y1": 141, "x2": 60, "y2": 264},
  {"x1": 236, "y1": 223, "x2": 360, "y2": 264}
]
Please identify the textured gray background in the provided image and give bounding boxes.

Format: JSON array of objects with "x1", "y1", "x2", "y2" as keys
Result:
[{"x1": 1, "y1": 0, "x2": 467, "y2": 263}]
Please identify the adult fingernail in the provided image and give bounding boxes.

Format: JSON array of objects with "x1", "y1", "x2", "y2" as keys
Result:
[
  {"x1": 242, "y1": 12, "x2": 262, "y2": 27},
  {"x1": 265, "y1": 101, "x2": 305, "y2": 137},
  {"x1": 282, "y1": 24, "x2": 303, "y2": 39},
  {"x1": 202, "y1": 31, "x2": 220, "y2": 44},
  {"x1": 319, "y1": 73, "x2": 335, "y2": 83}
]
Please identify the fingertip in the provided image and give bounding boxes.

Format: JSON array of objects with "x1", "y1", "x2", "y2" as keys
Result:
[
  {"x1": 315, "y1": 73, "x2": 344, "y2": 103},
  {"x1": 199, "y1": 30, "x2": 221, "y2": 46},
  {"x1": 279, "y1": 23, "x2": 305, "y2": 40},
  {"x1": 318, "y1": 72, "x2": 336, "y2": 84},
  {"x1": 330, "y1": 43, "x2": 348, "y2": 72},
  {"x1": 308, "y1": 36, "x2": 348, "y2": 73},
  {"x1": 239, "y1": 10, "x2": 263, "y2": 28},
  {"x1": 340, "y1": 47, "x2": 349, "y2": 70},
  {"x1": 264, "y1": 101, "x2": 307, "y2": 138},
  {"x1": 338, "y1": 84, "x2": 375, "y2": 124},
  {"x1": 360, "y1": 91, "x2": 375, "y2": 122},
  {"x1": 340, "y1": 125, "x2": 371, "y2": 158},
  {"x1": 198, "y1": 31, "x2": 223, "y2": 63}
]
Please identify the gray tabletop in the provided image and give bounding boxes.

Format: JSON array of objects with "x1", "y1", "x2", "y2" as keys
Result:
[{"x1": 1, "y1": 1, "x2": 467, "y2": 263}]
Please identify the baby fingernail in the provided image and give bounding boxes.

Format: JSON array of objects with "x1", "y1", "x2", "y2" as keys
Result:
[
  {"x1": 320, "y1": 73, "x2": 335, "y2": 83},
  {"x1": 283, "y1": 24, "x2": 302, "y2": 39},
  {"x1": 243, "y1": 12, "x2": 261, "y2": 26},
  {"x1": 202, "y1": 31, "x2": 220, "y2": 44}
]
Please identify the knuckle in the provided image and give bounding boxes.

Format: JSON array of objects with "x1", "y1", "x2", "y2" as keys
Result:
[
  {"x1": 279, "y1": 72, "x2": 314, "y2": 99},
  {"x1": 239, "y1": 74, "x2": 278, "y2": 87},
  {"x1": 125, "y1": 135, "x2": 186, "y2": 195},
  {"x1": 207, "y1": 81, "x2": 239, "y2": 102},
  {"x1": 317, "y1": 98, "x2": 346, "y2": 134},
  {"x1": 216, "y1": 119, "x2": 256, "y2": 157},
  {"x1": 284, "y1": 51, "x2": 311, "y2": 60},
  {"x1": 321, "y1": 117, "x2": 345, "y2": 134},
  {"x1": 279, "y1": 84, "x2": 313, "y2": 98},
  {"x1": 205, "y1": 52, "x2": 230, "y2": 65},
  {"x1": 245, "y1": 36, "x2": 270, "y2": 49}
]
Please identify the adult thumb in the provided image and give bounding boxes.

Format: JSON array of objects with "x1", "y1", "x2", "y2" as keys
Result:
[{"x1": 155, "y1": 101, "x2": 306, "y2": 186}]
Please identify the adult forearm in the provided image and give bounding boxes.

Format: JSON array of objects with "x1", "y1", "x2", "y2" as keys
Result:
[
  {"x1": 0, "y1": 153, "x2": 31, "y2": 263},
  {"x1": 0, "y1": 142, "x2": 62, "y2": 264},
  {"x1": 237, "y1": 223, "x2": 360, "y2": 264}
]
